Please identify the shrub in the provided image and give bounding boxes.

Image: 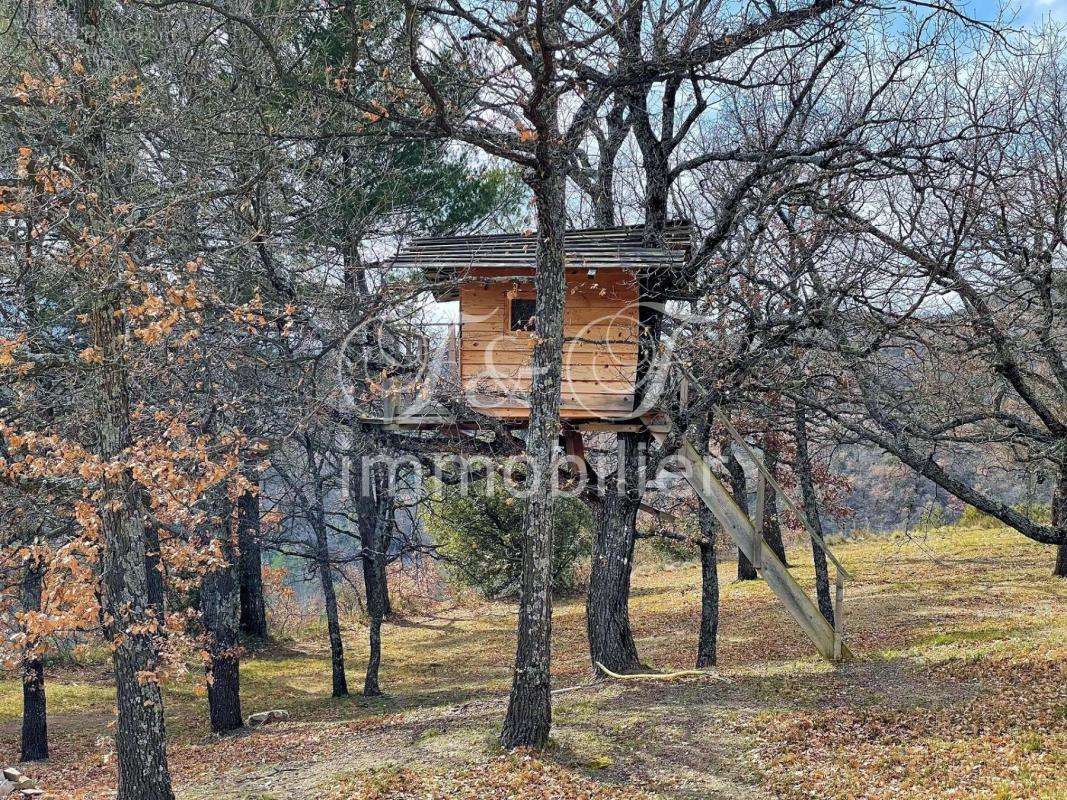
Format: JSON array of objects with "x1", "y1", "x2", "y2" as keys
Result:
[
  {"x1": 426, "y1": 481, "x2": 591, "y2": 599},
  {"x1": 262, "y1": 563, "x2": 316, "y2": 638}
]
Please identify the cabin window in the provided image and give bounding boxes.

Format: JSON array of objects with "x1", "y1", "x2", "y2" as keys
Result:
[{"x1": 509, "y1": 297, "x2": 537, "y2": 332}]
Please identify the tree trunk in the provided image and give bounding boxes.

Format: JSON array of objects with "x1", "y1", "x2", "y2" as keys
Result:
[
  {"x1": 697, "y1": 535, "x2": 719, "y2": 668},
  {"x1": 1054, "y1": 456, "x2": 1067, "y2": 578},
  {"x1": 205, "y1": 641, "x2": 242, "y2": 734},
  {"x1": 237, "y1": 484, "x2": 268, "y2": 639},
  {"x1": 362, "y1": 469, "x2": 392, "y2": 697},
  {"x1": 364, "y1": 611, "x2": 383, "y2": 697},
  {"x1": 500, "y1": 140, "x2": 567, "y2": 750},
  {"x1": 313, "y1": 513, "x2": 348, "y2": 697},
  {"x1": 73, "y1": 0, "x2": 173, "y2": 790},
  {"x1": 761, "y1": 439, "x2": 788, "y2": 566},
  {"x1": 377, "y1": 528, "x2": 393, "y2": 618},
  {"x1": 737, "y1": 549, "x2": 758, "y2": 580},
  {"x1": 20, "y1": 558, "x2": 47, "y2": 762},
  {"x1": 794, "y1": 406, "x2": 834, "y2": 623},
  {"x1": 20, "y1": 659, "x2": 47, "y2": 763},
  {"x1": 73, "y1": 7, "x2": 175, "y2": 798},
  {"x1": 201, "y1": 498, "x2": 243, "y2": 733},
  {"x1": 582, "y1": 64, "x2": 663, "y2": 675},
  {"x1": 582, "y1": 27, "x2": 668, "y2": 677},
  {"x1": 691, "y1": 419, "x2": 720, "y2": 667},
  {"x1": 724, "y1": 444, "x2": 758, "y2": 581},
  {"x1": 587, "y1": 432, "x2": 642, "y2": 675},
  {"x1": 91, "y1": 295, "x2": 175, "y2": 800}
]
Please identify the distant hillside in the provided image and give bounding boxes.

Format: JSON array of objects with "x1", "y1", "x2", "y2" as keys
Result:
[{"x1": 827, "y1": 444, "x2": 1042, "y2": 533}]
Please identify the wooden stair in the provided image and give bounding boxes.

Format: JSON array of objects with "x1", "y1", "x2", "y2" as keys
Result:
[{"x1": 646, "y1": 416, "x2": 853, "y2": 662}]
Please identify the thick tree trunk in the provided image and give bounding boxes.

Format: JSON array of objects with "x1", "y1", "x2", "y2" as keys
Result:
[
  {"x1": 583, "y1": 35, "x2": 673, "y2": 676},
  {"x1": 313, "y1": 514, "x2": 348, "y2": 698},
  {"x1": 500, "y1": 147, "x2": 567, "y2": 750},
  {"x1": 201, "y1": 499, "x2": 243, "y2": 733},
  {"x1": 205, "y1": 647, "x2": 242, "y2": 734},
  {"x1": 20, "y1": 559, "x2": 47, "y2": 762},
  {"x1": 737, "y1": 550, "x2": 759, "y2": 581},
  {"x1": 582, "y1": 81, "x2": 663, "y2": 675},
  {"x1": 20, "y1": 658, "x2": 47, "y2": 763},
  {"x1": 583, "y1": 54, "x2": 670, "y2": 677},
  {"x1": 587, "y1": 432, "x2": 642, "y2": 675},
  {"x1": 1054, "y1": 457, "x2": 1067, "y2": 578},
  {"x1": 761, "y1": 439, "x2": 789, "y2": 566},
  {"x1": 91, "y1": 297, "x2": 174, "y2": 800},
  {"x1": 794, "y1": 406, "x2": 834, "y2": 623},
  {"x1": 73, "y1": 0, "x2": 172, "y2": 790},
  {"x1": 723, "y1": 444, "x2": 758, "y2": 581},
  {"x1": 70, "y1": 4, "x2": 174, "y2": 795},
  {"x1": 237, "y1": 485, "x2": 267, "y2": 639}
]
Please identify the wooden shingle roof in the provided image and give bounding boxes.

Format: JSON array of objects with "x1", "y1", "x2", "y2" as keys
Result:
[{"x1": 396, "y1": 221, "x2": 693, "y2": 300}]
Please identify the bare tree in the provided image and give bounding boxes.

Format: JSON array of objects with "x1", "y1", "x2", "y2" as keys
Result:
[{"x1": 797, "y1": 29, "x2": 1067, "y2": 573}]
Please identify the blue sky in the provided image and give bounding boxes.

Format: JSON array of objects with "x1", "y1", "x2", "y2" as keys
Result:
[
  {"x1": 1022, "y1": 0, "x2": 1067, "y2": 19},
  {"x1": 978, "y1": 0, "x2": 1067, "y2": 23}
]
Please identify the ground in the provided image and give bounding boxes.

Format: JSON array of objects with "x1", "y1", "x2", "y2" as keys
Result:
[{"x1": 1, "y1": 524, "x2": 1064, "y2": 799}]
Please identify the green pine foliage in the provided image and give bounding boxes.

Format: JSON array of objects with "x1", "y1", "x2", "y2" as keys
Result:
[{"x1": 426, "y1": 481, "x2": 591, "y2": 599}]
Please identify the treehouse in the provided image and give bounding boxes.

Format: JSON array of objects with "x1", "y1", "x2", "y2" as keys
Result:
[
  {"x1": 376, "y1": 221, "x2": 853, "y2": 665},
  {"x1": 394, "y1": 222, "x2": 693, "y2": 424}
]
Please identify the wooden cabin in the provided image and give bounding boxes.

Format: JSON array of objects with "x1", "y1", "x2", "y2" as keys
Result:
[
  {"x1": 394, "y1": 223, "x2": 692, "y2": 423},
  {"x1": 388, "y1": 224, "x2": 854, "y2": 664}
]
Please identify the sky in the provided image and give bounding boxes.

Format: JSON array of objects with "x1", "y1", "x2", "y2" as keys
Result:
[{"x1": 980, "y1": 0, "x2": 1067, "y2": 23}]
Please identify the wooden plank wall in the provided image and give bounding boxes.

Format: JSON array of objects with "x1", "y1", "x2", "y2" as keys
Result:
[{"x1": 459, "y1": 267, "x2": 639, "y2": 419}]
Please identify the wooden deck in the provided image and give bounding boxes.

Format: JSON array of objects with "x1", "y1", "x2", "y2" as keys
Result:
[{"x1": 362, "y1": 409, "x2": 652, "y2": 435}]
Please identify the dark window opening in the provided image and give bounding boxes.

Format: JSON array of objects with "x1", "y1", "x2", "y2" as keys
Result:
[{"x1": 510, "y1": 298, "x2": 537, "y2": 332}]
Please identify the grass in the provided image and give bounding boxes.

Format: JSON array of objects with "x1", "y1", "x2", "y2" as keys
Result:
[{"x1": 0, "y1": 523, "x2": 1064, "y2": 799}]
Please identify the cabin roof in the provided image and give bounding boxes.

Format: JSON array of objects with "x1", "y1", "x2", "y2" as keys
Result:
[{"x1": 395, "y1": 221, "x2": 694, "y2": 301}]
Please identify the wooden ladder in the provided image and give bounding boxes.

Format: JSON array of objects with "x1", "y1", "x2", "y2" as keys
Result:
[{"x1": 645, "y1": 412, "x2": 853, "y2": 662}]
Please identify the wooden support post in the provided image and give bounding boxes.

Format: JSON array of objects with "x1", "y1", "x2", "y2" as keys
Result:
[
  {"x1": 561, "y1": 429, "x2": 591, "y2": 489},
  {"x1": 383, "y1": 393, "x2": 395, "y2": 423},
  {"x1": 561, "y1": 428, "x2": 586, "y2": 461}
]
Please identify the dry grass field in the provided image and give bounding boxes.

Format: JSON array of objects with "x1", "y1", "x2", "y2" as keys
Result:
[{"x1": 1, "y1": 523, "x2": 1064, "y2": 800}]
